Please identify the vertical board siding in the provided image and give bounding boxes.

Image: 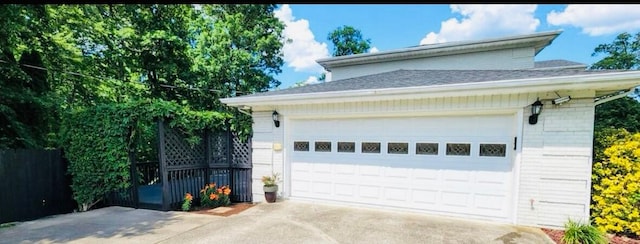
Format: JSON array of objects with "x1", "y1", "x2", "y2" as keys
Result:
[{"x1": 0, "y1": 149, "x2": 75, "y2": 223}]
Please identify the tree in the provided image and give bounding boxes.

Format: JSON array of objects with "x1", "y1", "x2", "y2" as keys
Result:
[
  {"x1": 590, "y1": 32, "x2": 640, "y2": 137},
  {"x1": 590, "y1": 32, "x2": 640, "y2": 70},
  {"x1": 589, "y1": 32, "x2": 640, "y2": 237},
  {"x1": 327, "y1": 25, "x2": 371, "y2": 57}
]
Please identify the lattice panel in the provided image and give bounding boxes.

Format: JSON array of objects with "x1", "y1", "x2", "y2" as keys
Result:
[
  {"x1": 294, "y1": 141, "x2": 309, "y2": 151},
  {"x1": 387, "y1": 142, "x2": 409, "y2": 154},
  {"x1": 163, "y1": 127, "x2": 206, "y2": 167},
  {"x1": 315, "y1": 141, "x2": 331, "y2": 152},
  {"x1": 446, "y1": 143, "x2": 471, "y2": 156},
  {"x1": 416, "y1": 143, "x2": 438, "y2": 155},
  {"x1": 337, "y1": 142, "x2": 355, "y2": 153},
  {"x1": 231, "y1": 133, "x2": 252, "y2": 168},
  {"x1": 362, "y1": 142, "x2": 381, "y2": 153},
  {"x1": 209, "y1": 131, "x2": 229, "y2": 166},
  {"x1": 479, "y1": 144, "x2": 506, "y2": 157}
]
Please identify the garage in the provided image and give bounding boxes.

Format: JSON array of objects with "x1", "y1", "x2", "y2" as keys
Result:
[{"x1": 288, "y1": 114, "x2": 517, "y2": 221}]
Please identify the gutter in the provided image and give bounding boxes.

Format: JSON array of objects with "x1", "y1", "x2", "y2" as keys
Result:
[{"x1": 220, "y1": 71, "x2": 640, "y2": 107}]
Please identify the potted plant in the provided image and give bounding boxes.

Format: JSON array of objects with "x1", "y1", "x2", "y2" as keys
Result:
[{"x1": 261, "y1": 172, "x2": 280, "y2": 203}]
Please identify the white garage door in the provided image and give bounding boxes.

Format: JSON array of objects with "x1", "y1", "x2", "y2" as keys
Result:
[{"x1": 289, "y1": 114, "x2": 516, "y2": 221}]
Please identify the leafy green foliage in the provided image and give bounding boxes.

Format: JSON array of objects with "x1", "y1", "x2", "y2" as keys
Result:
[
  {"x1": 199, "y1": 183, "x2": 231, "y2": 208},
  {"x1": 2, "y1": 4, "x2": 283, "y2": 211},
  {"x1": 595, "y1": 97, "x2": 640, "y2": 134},
  {"x1": 590, "y1": 33, "x2": 640, "y2": 237},
  {"x1": 590, "y1": 32, "x2": 640, "y2": 70},
  {"x1": 591, "y1": 130, "x2": 640, "y2": 237},
  {"x1": 327, "y1": 25, "x2": 371, "y2": 57},
  {"x1": 60, "y1": 98, "x2": 231, "y2": 211},
  {"x1": 562, "y1": 219, "x2": 608, "y2": 244}
]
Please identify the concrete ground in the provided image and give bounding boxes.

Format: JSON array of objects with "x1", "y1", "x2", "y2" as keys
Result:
[{"x1": 0, "y1": 200, "x2": 554, "y2": 244}]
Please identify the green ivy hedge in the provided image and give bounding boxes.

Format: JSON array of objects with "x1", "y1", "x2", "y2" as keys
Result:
[{"x1": 60, "y1": 98, "x2": 233, "y2": 211}]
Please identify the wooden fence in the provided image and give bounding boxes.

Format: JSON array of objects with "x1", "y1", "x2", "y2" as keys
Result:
[{"x1": 0, "y1": 149, "x2": 75, "y2": 223}]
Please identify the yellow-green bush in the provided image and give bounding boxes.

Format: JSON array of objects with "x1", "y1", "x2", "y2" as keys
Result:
[{"x1": 591, "y1": 128, "x2": 640, "y2": 237}]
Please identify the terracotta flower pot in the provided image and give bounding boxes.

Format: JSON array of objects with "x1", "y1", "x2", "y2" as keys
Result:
[{"x1": 263, "y1": 185, "x2": 278, "y2": 203}]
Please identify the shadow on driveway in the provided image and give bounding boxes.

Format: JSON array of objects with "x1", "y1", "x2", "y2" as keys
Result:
[
  {"x1": 0, "y1": 200, "x2": 555, "y2": 244},
  {"x1": 0, "y1": 206, "x2": 217, "y2": 244}
]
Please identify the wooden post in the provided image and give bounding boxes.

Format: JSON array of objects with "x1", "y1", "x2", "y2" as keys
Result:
[
  {"x1": 128, "y1": 150, "x2": 139, "y2": 209},
  {"x1": 157, "y1": 120, "x2": 170, "y2": 211}
]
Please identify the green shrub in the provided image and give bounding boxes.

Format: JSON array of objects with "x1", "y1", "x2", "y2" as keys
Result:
[
  {"x1": 562, "y1": 219, "x2": 608, "y2": 244},
  {"x1": 61, "y1": 98, "x2": 231, "y2": 211},
  {"x1": 591, "y1": 130, "x2": 640, "y2": 236}
]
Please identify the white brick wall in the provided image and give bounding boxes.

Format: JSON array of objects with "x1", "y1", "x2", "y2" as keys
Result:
[
  {"x1": 250, "y1": 111, "x2": 284, "y2": 203},
  {"x1": 517, "y1": 97, "x2": 595, "y2": 228}
]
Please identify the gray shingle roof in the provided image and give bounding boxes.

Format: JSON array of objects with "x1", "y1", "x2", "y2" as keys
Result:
[
  {"x1": 534, "y1": 59, "x2": 586, "y2": 68},
  {"x1": 243, "y1": 69, "x2": 624, "y2": 98}
]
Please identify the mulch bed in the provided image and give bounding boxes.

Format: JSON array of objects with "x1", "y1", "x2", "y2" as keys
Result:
[
  {"x1": 541, "y1": 228, "x2": 640, "y2": 244},
  {"x1": 187, "y1": 202, "x2": 256, "y2": 217}
]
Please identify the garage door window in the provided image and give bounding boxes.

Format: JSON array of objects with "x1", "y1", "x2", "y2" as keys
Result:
[
  {"x1": 416, "y1": 143, "x2": 438, "y2": 155},
  {"x1": 362, "y1": 142, "x2": 381, "y2": 153},
  {"x1": 388, "y1": 142, "x2": 408, "y2": 154},
  {"x1": 479, "y1": 144, "x2": 506, "y2": 157},
  {"x1": 315, "y1": 142, "x2": 332, "y2": 152},
  {"x1": 338, "y1": 142, "x2": 355, "y2": 153},
  {"x1": 294, "y1": 141, "x2": 309, "y2": 151},
  {"x1": 446, "y1": 143, "x2": 471, "y2": 156}
]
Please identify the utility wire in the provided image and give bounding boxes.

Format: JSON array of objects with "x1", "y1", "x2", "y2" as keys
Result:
[{"x1": 0, "y1": 59, "x2": 234, "y2": 94}]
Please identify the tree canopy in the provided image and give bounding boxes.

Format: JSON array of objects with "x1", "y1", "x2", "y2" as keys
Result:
[
  {"x1": 590, "y1": 32, "x2": 640, "y2": 70},
  {"x1": 327, "y1": 25, "x2": 371, "y2": 57},
  {"x1": 0, "y1": 4, "x2": 286, "y2": 210},
  {"x1": 0, "y1": 4, "x2": 285, "y2": 149}
]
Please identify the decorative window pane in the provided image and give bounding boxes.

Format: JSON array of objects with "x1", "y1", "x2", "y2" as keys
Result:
[
  {"x1": 387, "y1": 142, "x2": 408, "y2": 154},
  {"x1": 294, "y1": 141, "x2": 309, "y2": 151},
  {"x1": 416, "y1": 143, "x2": 438, "y2": 155},
  {"x1": 446, "y1": 143, "x2": 471, "y2": 156},
  {"x1": 479, "y1": 144, "x2": 506, "y2": 157},
  {"x1": 337, "y1": 142, "x2": 355, "y2": 153},
  {"x1": 315, "y1": 141, "x2": 331, "y2": 152},
  {"x1": 361, "y1": 142, "x2": 381, "y2": 153}
]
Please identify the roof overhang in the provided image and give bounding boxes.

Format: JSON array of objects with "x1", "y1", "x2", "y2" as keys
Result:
[
  {"x1": 220, "y1": 71, "x2": 640, "y2": 107},
  {"x1": 317, "y1": 30, "x2": 562, "y2": 71}
]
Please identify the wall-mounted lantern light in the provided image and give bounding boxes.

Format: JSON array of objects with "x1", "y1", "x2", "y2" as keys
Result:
[
  {"x1": 272, "y1": 111, "x2": 280, "y2": 128},
  {"x1": 528, "y1": 98, "x2": 543, "y2": 125}
]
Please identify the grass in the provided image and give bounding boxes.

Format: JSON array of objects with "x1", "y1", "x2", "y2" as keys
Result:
[
  {"x1": 562, "y1": 219, "x2": 608, "y2": 244},
  {"x1": 0, "y1": 222, "x2": 17, "y2": 228}
]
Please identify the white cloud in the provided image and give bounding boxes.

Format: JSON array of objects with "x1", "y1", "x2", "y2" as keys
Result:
[
  {"x1": 274, "y1": 4, "x2": 329, "y2": 73},
  {"x1": 419, "y1": 4, "x2": 540, "y2": 45},
  {"x1": 547, "y1": 5, "x2": 640, "y2": 36},
  {"x1": 303, "y1": 75, "x2": 320, "y2": 85},
  {"x1": 369, "y1": 47, "x2": 379, "y2": 53}
]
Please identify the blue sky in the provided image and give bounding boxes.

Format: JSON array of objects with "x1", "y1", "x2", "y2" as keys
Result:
[{"x1": 272, "y1": 4, "x2": 640, "y2": 89}]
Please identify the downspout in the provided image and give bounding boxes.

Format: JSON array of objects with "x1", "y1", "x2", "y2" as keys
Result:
[{"x1": 594, "y1": 88, "x2": 636, "y2": 106}]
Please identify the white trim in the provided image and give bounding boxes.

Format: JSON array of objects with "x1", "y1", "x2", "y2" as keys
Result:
[
  {"x1": 221, "y1": 71, "x2": 640, "y2": 107},
  {"x1": 512, "y1": 109, "x2": 525, "y2": 225},
  {"x1": 317, "y1": 30, "x2": 561, "y2": 71}
]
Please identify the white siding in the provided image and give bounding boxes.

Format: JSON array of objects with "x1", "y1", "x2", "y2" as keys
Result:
[
  {"x1": 250, "y1": 111, "x2": 284, "y2": 202},
  {"x1": 250, "y1": 91, "x2": 596, "y2": 228},
  {"x1": 517, "y1": 96, "x2": 595, "y2": 228},
  {"x1": 330, "y1": 47, "x2": 535, "y2": 80}
]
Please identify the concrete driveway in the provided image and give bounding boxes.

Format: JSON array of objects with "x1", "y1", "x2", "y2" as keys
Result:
[{"x1": 0, "y1": 200, "x2": 554, "y2": 244}]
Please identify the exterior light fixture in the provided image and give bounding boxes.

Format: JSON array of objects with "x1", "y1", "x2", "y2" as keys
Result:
[
  {"x1": 528, "y1": 98, "x2": 543, "y2": 125},
  {"x1": 272, "y1": 111, "x2": 280, "y2": 128}
]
